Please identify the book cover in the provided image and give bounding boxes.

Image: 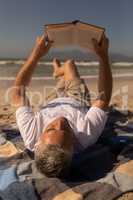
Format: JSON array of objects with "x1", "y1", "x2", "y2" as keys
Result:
[{"x1": 45, "y1": 20, "x2": 105, "y2": 52}]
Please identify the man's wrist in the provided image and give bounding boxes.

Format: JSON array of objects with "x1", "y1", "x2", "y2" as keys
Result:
[
  {"x1": 28, "y1": 49, "x2": 42, "y2": 63},
  {"x1": 27, "y1": 53, "x2": 39, "y2": 66}
]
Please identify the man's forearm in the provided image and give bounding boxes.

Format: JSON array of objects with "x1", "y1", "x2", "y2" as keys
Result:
[
  {"x1": 14, "y1": 53, "x2": 39, "y2": 87},
  {"x1": 12, "y1": 54, "x2": 38, "y2": 106},
  {"x1": 98, "y1": 56, "x2": 112, "y2": 104},
  {"x1": 12, "y1": 35, "x2": 52, "y2": 107}
]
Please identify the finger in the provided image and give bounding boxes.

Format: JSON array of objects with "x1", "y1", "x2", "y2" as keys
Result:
[
  {"x1": 43, "y1": 33, "x2": 53, "y2": 43},
  {"x1": 45, "y1": 40, "x2": 53, "y2": 51},
  {"x1": 39, "y1": 34, "x2": 53, "y2": 48},
  {"x1": 40, "y1": 35, "x2": 45, "y2": 42},
  {"x1": 92, "y1": 38, "x2": 99, "y2": 49},
  {"x1": 36, "y1": 36, "x2": 40, "y2": 43},
  {"x1": 45, "y1": 38, "x2": 54, "y2": 48},
  {"x1": 102, "y1": 36, "x2": 109, "y2": 48},
  {"x1": 39, "y1": 34, "x2": 49, "y2": 44},
  {"x1": 44, "y1": 32, "x2": 48, "y2": 39}
]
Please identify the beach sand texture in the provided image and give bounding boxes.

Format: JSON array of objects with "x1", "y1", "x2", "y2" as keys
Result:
[{"x1": 0, "y1": 75, "x2": 133, "y2": 129}]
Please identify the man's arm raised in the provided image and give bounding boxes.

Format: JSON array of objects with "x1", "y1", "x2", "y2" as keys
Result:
[
  {"x1": 12, "y1": 35, "x2": 52, "y2": 107},
  {"x1": 92, "y1": 35, "x2": 113, "y2": 110}
]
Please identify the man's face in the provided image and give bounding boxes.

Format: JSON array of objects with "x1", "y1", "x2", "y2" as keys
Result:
[{"x1": 35, "y1": 117, "x2": 74, "y2": 152}]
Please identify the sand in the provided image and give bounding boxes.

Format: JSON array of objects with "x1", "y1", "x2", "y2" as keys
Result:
[{"x1": 0, "y1": 76, "x2": 133, "y2": 128}]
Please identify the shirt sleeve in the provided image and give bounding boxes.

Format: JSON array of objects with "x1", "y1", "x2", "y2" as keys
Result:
[
  {"x1": 84, "y1": 106, "x2": 108, "y2": 145},
  {"x1": 16, "y1": 106, "x2": 43, "y2": 151}
]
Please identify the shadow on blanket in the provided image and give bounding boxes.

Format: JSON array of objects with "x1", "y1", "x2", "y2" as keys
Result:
[{"x1": 69, "y1": 107, "x2": 133, "y2": 182}]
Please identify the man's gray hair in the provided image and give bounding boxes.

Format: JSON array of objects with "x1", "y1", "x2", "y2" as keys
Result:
[{"x1": 35, "y1": 144, "x2": 72, "y2": 178}]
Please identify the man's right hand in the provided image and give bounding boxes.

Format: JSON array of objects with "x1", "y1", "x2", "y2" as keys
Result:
[
  {"x1": 92, "y1": 35, "x2": 109, "y2": 60},
  {"x1": 12, "y1": 35, "x2": 53, "y2": 108},
  {"x1": 30, "y1": 35, "x2": 53, "y2": 62}
]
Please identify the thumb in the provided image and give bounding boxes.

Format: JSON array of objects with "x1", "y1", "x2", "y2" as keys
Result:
[{"x1": 45, "y1": 40, "x2": 53, "y2": 51}]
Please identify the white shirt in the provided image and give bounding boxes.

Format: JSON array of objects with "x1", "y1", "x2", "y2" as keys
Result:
[{"x1": 16, "y1": 97, "x2": 107, "y2": 152}]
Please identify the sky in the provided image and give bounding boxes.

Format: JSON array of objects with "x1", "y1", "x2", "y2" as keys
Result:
[{"x1": 0, "y1": 0, "x2": 132, "y2": 58}]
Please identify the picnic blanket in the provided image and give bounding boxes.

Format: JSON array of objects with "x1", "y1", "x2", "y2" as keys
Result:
[{"x1": 0, "y1": 107, "x2": 133, "y2": 200}]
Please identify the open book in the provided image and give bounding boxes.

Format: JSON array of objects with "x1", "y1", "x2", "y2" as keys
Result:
[{"x1": 45, "y1": 20, "x2": 105, "y2": 52}]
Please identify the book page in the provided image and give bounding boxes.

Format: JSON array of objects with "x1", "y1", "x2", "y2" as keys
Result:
[
  {"x1": 46, "y1": 24, "x2": 75, "y2": 48},
  {"x1": 76, "y1": 22, "x2": 104, "y2": 52},
  {"x1": 45, "y1": 22, "x2": 105, "y2": 51}
]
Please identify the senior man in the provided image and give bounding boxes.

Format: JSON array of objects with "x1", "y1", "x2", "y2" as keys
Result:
[{"x1": 13, "y1": 33, "x2": 112, "y2": 178}]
